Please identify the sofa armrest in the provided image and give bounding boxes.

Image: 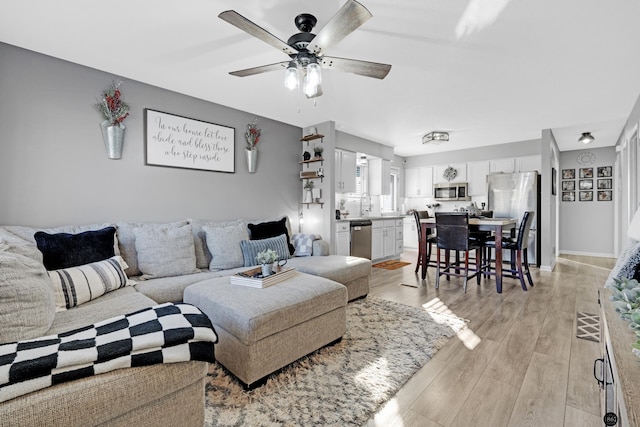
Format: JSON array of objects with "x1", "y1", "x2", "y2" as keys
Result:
[{"x1": 312, "y1": 239, "x2": 330, "y2": 256}]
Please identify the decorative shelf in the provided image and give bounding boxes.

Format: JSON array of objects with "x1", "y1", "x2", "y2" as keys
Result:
[
  {"x1": 300, "y1": 202, "x2": 324, "y2": 209},
  {"x1": 300, "y1": 176, "x2": 324, "y2": 183},
  {"x1": 299, "y1": 158, "x2": 324, "y2": 167},
  {"x1": 300, "y1": 134, "x2": 324, "y2": 146}
]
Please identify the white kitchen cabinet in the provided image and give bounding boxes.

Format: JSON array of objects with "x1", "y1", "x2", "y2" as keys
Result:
[
  {"x1": 371, "y1": 220, "x2": 384, "y2": 260},
  {"x1": 403, "y1": 216, "x2": 418, "y2": 248},
  {"x1": 490, "y1": 158, "x2": 515, "y2": 174},
  {"x1": 433, "y1": 164, "x2": 467, "y2": 184},
  {"x1": 368, "y1": 158, "x2": 391, "y2": 196},
  {"x1": 335, "y1": 149, "x2": 357, "y2": 193},
  {"x1": 405, "y1": 166, "x2": 433, "y2": 197},
  {"x1": 383, "y1": 219, "x2": 396, "y2": 257},
  {"x1": 515, "y1": 155, "x2": 541, "y2": 173},
  {"x1": 335, "y1": 222, "x2": 350, "y2": 256},
  {"x1": 467, "y1": 160, "x2": 490, "y2": 196}
]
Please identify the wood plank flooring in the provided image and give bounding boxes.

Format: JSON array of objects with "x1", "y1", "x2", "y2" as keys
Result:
[{"x1": 366, "y1": 251, "x2": 615, "y2": 427}]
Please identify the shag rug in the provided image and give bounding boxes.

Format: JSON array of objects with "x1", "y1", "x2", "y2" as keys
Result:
[
  {"x1": 372, "y1": 260, "x2": 412, "y2": 270},
  {"x1": 203, "y1": 296, "x2": 467, "y2": 426}
]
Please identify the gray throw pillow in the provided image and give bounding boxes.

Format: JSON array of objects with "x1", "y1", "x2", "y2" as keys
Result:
[
  {"x1": 133, "y1": 223, "x2": 198, "y2": 279},
  {"x1": 0, "y1": 251, "x2": 56, "y2": 344},
  {"x1": 202, "y1": 222, "x2": 249, "y2": 271}
]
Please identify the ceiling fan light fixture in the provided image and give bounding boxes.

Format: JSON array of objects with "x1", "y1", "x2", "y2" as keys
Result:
[
  {"x1": 422, "y1": 131, "x2": 449, "y2": 144},
  {"x1": 578, "y1": 132, "x2": 594, "y2": 145},
  {"x1": 284, "y1": 61, "x2": 299, "y2": 90},
  {"x1": 306, "y1": 62, "x2": 322, "y2": 86}
]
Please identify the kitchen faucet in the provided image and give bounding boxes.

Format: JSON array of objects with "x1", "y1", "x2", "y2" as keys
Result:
[{"x1": 359, "y1": 192, "x2": 372, "y2": 217}]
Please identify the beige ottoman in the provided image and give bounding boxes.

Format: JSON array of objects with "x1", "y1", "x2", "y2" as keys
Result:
[{"x1": 183, "y1": 272, "x2": 347, "y2": 387}]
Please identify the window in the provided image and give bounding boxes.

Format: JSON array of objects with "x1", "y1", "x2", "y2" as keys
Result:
[{"x1": 382, "y1": 168, "x2": 399, "y2": 212}]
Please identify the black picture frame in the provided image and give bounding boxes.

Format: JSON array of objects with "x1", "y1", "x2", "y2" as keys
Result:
[
  {"x1": 597, "y1": 166, "x2": 612, "y2": 177},
  {"x1": 562, "y1": 168, "x2": 575, "y2": 179},
  {"x1": 597, "y1": 178, "x2": 612, "y2": 189},
  {"x1": 579, "y1": 167, "x2": 593, "y2": 178},
  {"x1": 579, "y1": 179, "x2": 593, "y2": 190},
  {"x1": 579, "y1": 191, "x2": 593, "y2": 201},
  {"x1": 562, "y1": 191, "x2": 575, "y2": 202},
  {"x1": 598, "y1": 190, "x2": 612, "y2": 201},
  {"x1": 552, "y1": 167, "x2": 557, "y2": 195},
  {"x1": 562, "y1": 181, "x2": 575, "y2": 191}
]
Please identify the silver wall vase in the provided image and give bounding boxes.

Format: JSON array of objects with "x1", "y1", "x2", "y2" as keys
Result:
[
  {"x1": 246, "y1": 148, "x2": 257, "y2": 173},
  {"x1": 100, "y1": 120, "x2": 125, "y2": 159}
]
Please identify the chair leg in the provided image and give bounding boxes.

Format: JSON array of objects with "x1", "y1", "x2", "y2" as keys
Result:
[
  {"x1": 463, "y1": 251, "x2": 469, "y2": 293},
  {"x1": 523, "y1": 248, "x2": 534, "y2": 287},
  {"x1": 415, "y1": 243, "x2": 421, "y2": 273},
  {"x1": 435, "y1": 247, "x2": 441, "y2": 289},
  {"x1": 515, "y1": 250, "x2": 527, "y2": 291},
  {"x1": 445, "y1": 250, "x2": 451, "y2": 281},
  {"x1": 476, "y1": 248, "x2": 482, "y2": 285}
]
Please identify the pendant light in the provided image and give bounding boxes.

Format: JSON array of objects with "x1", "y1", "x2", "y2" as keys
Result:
[{"x1": 578, "y1": 132, "x2": 594, "y2": 145}]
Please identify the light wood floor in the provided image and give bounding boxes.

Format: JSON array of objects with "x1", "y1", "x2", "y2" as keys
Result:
[{"x1": 366, "y1": 251, "x2": 615, "y2": 427}]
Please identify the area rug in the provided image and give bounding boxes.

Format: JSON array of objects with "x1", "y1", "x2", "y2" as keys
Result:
[
  {"x1": 576, "y1": 311, "x2": 600, "y2": 342},
  {"x1": 372, "y1": 260, "x2": 412, "y2": 270},
  {"x1": 203, "y1": 296, "x2": 466, "y2": 426}
]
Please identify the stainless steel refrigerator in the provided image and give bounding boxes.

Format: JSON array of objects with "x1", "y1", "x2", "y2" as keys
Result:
[{"x1": 487, "y1": 171, "x2": 541, "y2": 266}]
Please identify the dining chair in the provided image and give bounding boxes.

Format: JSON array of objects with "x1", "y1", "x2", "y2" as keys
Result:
[
  {"x1": 413, "y1": 210, "x2": 437, "y2": 274},
  {"x1": 435, "y1": 212, "x2": 483, "y2": 292},
  {"x1": 483, "y1": 211, "x2": 535, "y2": 291}
]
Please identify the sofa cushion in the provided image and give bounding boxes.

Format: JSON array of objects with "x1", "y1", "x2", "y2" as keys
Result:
[
  {"x1": 34, "y1": 226, "x2": 117, "y2": 270},
  {"x1": 133, "y1": 223, "x2": 198, "y2": 279},
  {"x1": 115, "y1": 220, "x2": 189, "y2": 277},
  {"x1": 240, "y1": 234, "x2": 290, "y2": 267},
  {"x1": 189, "y1": 219, "x2": 245, "y2": 269},
  {"x1": 47, "y1": 256, "x2": 134, "y2": 311},
  {"x1": 202, "y1": 221, "x2": 249, "y2": 271},
  {"x1": 247, "y1": 217, "x2": 295, "y2": 255},
  {"x1": 0, "y1": 251, "x2": 56, "y2": 344}
]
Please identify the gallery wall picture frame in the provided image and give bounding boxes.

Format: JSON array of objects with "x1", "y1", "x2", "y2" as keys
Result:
[
  {"x1": 579, "y1": 179, "x2": 593, "y2": 190},
  {"x1": 552, "y1": 167, "x2": 557, "y2": 195},
  {"x1": 598, "y1": 190, "x2": 613, "y2": 201},
  {"x1": 597, "y1": 166, "x2": 613, "y2": 177},
  {"x1": 597, "y1": 178, "x2": 612, "y2": 189},
  {"x1": 562, "y1": 191, "x2": 575, "y2": 202},
  {"x1": 562, "y1": 169, "x2": 575, "y2": 179},
  {"x1": 562, "y1": 181, "x2": 575, "y2": 191},
  {"x1": 579, "y1": 191, "x2": 593, "y2": 201},
  {"x1": 144, "y1": 109, "x2": 235, "y2": 173},
  {"x1": 579, "y1": 167, "x2": 593, "y2": 178}
]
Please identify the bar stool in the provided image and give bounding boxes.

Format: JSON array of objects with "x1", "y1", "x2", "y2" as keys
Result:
[
  {"x1": 435, "y1": 212, "x2": 483, "y2": 292},
  {"x1": 484, "y1": 211, "x2": 535, "y2": 291}
]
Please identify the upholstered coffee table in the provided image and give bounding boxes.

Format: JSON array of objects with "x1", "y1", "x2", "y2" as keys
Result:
[{"x1": 183, "y1": 272, "x2": 347, "y2": 387}]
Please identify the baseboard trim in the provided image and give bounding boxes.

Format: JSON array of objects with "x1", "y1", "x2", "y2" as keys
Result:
[{"x1": 559, "y1": 250, "x2": 615, "y2": 258}]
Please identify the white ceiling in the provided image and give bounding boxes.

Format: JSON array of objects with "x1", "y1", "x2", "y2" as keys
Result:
[{"x1": 2, "y1": 0, "x2": 639, "y2": 157}]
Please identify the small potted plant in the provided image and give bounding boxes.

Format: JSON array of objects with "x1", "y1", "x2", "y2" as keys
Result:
[
  {"x1": 313, "y1": 146, "x2": 324, "y2": 158},
  {"x1": 256, "y1": 249, "x2": 278, "y2": 277},
  {"x1": 303, "y1": 180, "x2": 314, "y2": 203}
]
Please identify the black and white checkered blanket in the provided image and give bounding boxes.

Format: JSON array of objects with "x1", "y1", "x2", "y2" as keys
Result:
[{"x1": 0, "y1": 303, "x2": 217, "y2": 403}]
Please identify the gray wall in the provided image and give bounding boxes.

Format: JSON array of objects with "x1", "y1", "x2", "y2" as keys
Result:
[
  {"x1": 0, "y1": 43, "x2": 302, "y2": 227},
  {"x1": 558, "y1": 147, "x2": 616, "y2": 257}
]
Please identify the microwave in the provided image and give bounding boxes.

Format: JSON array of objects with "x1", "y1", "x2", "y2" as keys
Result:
[{"x1": 433, "y1": 182, "x2": 471, "y2": 201}]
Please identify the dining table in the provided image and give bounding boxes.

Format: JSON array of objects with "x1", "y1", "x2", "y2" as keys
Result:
[{"x1": 419, "y1": 217, "x2": 518, "y2": 293}]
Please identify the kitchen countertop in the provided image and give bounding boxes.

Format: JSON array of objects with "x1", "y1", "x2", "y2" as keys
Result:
[{"x1": 336, "y1": 215, "x2": 405, "y2": 222}]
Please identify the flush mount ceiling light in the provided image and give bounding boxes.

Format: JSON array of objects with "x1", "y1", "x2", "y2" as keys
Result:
[
  {"x1": 422, "y1": 131, "x2": 449, "y2": 144},
  {"x1": 219, "y1": 1, "x2": 391, "y2": 100},
  {"x1": 578, "y1": 132, "x2": 595, "y2": 145}
]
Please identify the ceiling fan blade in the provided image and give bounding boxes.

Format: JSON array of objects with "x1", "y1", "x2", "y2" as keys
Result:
[
  {"x1": 320, "y1": 56, "x2": 391, "y2": 79},
  {"x1": 229, "y1": 61, "x2": 290, "y2": 77},
  {"x1": 219, "y1": 10, "x2": 297, "y2": 56},
  {"x1": 307, "y1": 0, "x2": 373, "y2": 57}
]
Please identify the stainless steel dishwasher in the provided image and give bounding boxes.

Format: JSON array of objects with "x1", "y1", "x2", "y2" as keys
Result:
[{"x1": 350, "y1": 219, "x2": 372, "y2": 259}]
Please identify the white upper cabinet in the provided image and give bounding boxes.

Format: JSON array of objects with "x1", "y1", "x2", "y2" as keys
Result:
[
  {"x1": 405, "y1": 166, "x2": 433, "y2": 197},
  {"x1": 335, "y1": 149, "x2": 356, "y2": 193},
  {"x1": 467, "y1": 160, "x2": 490, "y2": 196},
  {"x1": 433, "y1": 164, "x2": 467, "y2": 184},
  {"x1": 368, "y1": 158, "x2": 391, "y2": 196},
  {"x1": 515, "y1": 155, "x2": 541, "y2": 172},
  {"x1": 489, "y1": 158, "x2": 515, "y2": 174}
]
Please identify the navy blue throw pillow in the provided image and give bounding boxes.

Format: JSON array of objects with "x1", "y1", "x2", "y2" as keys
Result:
[
  {"x1": 248, "y1": 218, "x2": 295, "y2": 255},
  {"x1": 34, "y1": 226, "x2": 117, "y2": 270}
]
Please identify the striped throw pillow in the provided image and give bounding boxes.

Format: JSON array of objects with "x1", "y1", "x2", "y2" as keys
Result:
[
  {"x1": 47, "y1": 256, "x2": 134, "y2": 311},
  {"x1": 240, "y1": 234, "x2": 290, "y2": 267}
]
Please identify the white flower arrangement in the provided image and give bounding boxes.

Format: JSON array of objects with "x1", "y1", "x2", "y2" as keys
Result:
[{"x1": 256, "y1": 249, "x2": 278, "y2": 265}]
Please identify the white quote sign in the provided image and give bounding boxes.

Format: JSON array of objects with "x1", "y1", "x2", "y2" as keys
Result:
[{"x1": 144, "y1": 109, "x2": 235, "y2": 173}]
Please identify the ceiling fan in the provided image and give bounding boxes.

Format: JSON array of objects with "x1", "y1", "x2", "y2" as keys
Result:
[{"x1": 218, "y1": 0, "x2": 392, "y2": 98}]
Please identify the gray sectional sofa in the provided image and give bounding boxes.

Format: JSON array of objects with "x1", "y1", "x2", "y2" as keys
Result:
[{"x1": 0, "y1": 217, "x2": 371, "y2": 426}]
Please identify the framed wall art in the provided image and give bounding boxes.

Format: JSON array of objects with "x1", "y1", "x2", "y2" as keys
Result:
[
  {"x1": 144, "y1": 109, "x2": 235, "y2": 173},
  {"x1": 579, "y1": 179, "x2": 593, "y2": 190},
  {"x1": 579, "y1": 167, "x2": 593, "y2": 178},
  {"x1": 562, "y1": 191, "x2": 575, "y2": 202},
  {"x1": 562, "y1": 181, "x2": 575, "y2": 191},
  {"x1": 579, "y1": 191, "x2": 593, "y2": 201},
  {"x1": 597, "y1": 178, "x2": 612, "y2": 189},
  {"x1": 562, "y1": 169, "x2": 575, "y2": 179},
  {"x1": 597, "y1": 166, "x2": 612, "y2": 177},
  {"x1": 598, "y1": 190, "x2": 612, "y2": 201}
]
